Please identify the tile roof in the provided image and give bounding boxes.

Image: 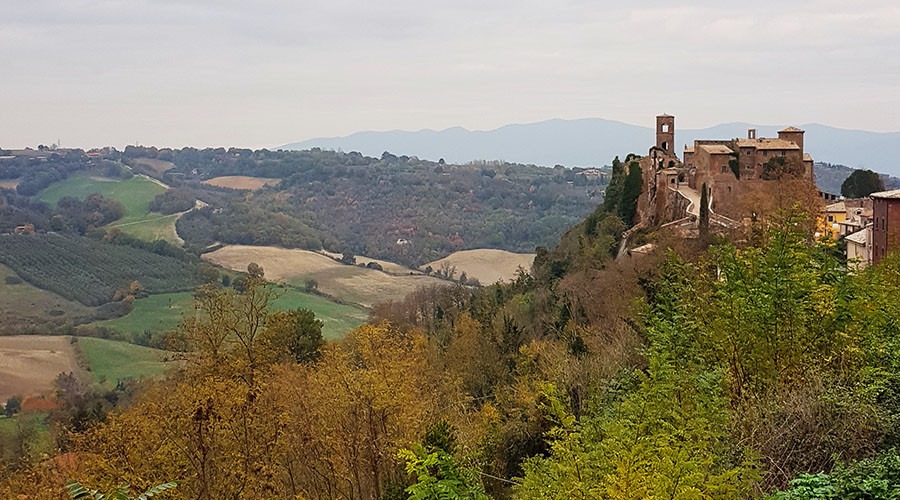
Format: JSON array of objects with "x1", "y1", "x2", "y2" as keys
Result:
[
  {"x1": 699, "y1": 144, "x2": 733, "y2": 155},
  {"x1": 846, "y1": 229, "x2": 867, "y2": 245},
  {"x1": 824, "y1": 201, "x2": 846, "y2": 212},
  {"x1": 803, "y1": 153, "x2": 813, "y2": 161},
  {"x1": 871, "y1": 189, "x2": 900, "y2": 199},
  {"x1": 735, "y1": 138, "x2": 801, "y2": 150},
  {"x1": 779, "y1": 126, "x2": 804, "y2": 133}
]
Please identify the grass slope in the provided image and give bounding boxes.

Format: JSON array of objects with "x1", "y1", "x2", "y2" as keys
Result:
[
  {"x1": 78, "y1": 337, "x2": 170, "y2": 384},
  {"x1": 36, "y1": 173, "x2": 181, "y2": 243},
  {"x1": 204, "y1": 245, "x2": 447, "y2": 308},
  {"x1": 0, "y1": 264, "x2": 94, "y2": 333},
  {"x1": 424, "y1": 249, "x2": 536, "y2": 284},
  {"x1": 98, "y1": 287, "x2": 368, "y2": 341}
]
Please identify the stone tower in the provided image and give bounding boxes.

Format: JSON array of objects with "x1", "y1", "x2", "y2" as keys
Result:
[
  {"x1": 656, "y1": 114, "x2": 675, "y2": 153},
  {"x1": 778, "y1": 126, "x2": 805, "y2": 154}
]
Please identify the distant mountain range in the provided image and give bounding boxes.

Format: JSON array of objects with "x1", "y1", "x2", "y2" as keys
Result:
[{"x1": 280, "y1": 118, "x2": 900, "y2": 176}]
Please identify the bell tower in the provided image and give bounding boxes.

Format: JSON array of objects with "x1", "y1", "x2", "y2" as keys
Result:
[{"x1": 656, "y1": 114, "x2": 675, "y2": 154}]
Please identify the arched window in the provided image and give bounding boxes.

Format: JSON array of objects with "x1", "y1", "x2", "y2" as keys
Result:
[
  {"x1": 661, "y1": 124, "x2": 670, "y2": 132},
  {"x1": 661, "y1": 141, "x2": 668, "y2": 151}
]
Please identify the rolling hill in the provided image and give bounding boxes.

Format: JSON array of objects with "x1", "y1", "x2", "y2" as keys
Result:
[{"x1": 280, "y1": 118, "x2": 900, "y2": 175}]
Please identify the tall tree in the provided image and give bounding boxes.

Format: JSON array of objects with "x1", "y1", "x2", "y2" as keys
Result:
[
  {"x1": 841, "y1": 169, "x2": 884, "y2": 198},
  {"x1": 699, "y1": 182, "x2": 709, "y2": 240}
]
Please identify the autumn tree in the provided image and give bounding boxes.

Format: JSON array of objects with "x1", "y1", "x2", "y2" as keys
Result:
[{"x1": 267, "y1": 308, "x2": 324, "y2": 363}]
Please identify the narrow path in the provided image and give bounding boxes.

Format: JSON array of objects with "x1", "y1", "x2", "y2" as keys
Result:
[
  {"x1": 675, "y1": 185, "x2": 702, "y2": 216},
  {"x1": 135, "y1": 173, "x2": 171, "y2": 189}
]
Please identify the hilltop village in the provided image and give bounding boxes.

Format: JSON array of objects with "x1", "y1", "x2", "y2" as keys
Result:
[
  {"x1": 617, "y1": 115, "x2": 890, "y2": 269},
  {"x1": 625, "y1": 115, "x2": 817, "y2": 233}
]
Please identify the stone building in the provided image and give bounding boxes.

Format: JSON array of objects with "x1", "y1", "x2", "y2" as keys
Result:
[
  {"x1": 631, "y1": 114, "x2": 817, "y2": 232},
  {"x1": 870, "y1": 189, "x2": 900, "y2": 265}
]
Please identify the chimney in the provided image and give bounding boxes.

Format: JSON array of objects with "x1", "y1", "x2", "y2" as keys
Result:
[{"x1": 748, "y1": 129, "x2": 756, "y2": 139}]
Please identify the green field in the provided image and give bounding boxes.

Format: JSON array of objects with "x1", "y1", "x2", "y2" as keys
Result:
[
  {"x1": 0, "y1": 413, "x2": 53, "y2": 458},
  {"x1": 78, "y1": 337, "x2": 171, "y2": 384},
  {"x1": 269, "y1": 285, "x2": 369, "y2": 339},
  {"x1": 36, "y1": 173, "x2": 181, "y2": 243},
  {"x1": 98, "y1": 286, "x2": 368, "y2": 341}
]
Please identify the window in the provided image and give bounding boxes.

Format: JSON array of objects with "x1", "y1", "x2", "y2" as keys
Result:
[
  {"x1": 662, "y1": 124, "x2": 670, "y2": 132},
  {"x1": 746, "y1": 150, "x2": 751, "y2": 155},
  {"x1": 763, "y1": 150, "x2": 768, "y2": 156},
  {"x1": 721, "y1": 165, "x2": 727, "y2": 173},
  {"x1": 827, "y1": 215, "x2": 834, "y2": 222},
  {"x1": 781, "y1": 151, "x2": 786, "y2": 157}
]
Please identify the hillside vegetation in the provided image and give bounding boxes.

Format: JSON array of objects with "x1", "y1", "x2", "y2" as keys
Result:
[
  {"x1": 127, "y1": 146, "x2": 606, "y2": 265},
  {"x1": 6, "y1": 197, "x2": 900, "y2": 498},
  {"x1": 0, "y1": 234, "x2": 200, "y2": 306},
  {"x1": 97, "y1": 288, "x2": 368, "y2": 341}
]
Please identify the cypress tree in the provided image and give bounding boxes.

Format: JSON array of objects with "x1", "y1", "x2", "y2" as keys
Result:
[{"x1": 699, "y1": 183, "x2": 709, "y2": 240}]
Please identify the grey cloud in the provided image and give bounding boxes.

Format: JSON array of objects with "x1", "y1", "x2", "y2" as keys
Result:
[{"x1": 0, "y1": 0, "x2": 897, "y2": 149}]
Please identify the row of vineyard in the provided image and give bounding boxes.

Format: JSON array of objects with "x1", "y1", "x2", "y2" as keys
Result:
[{"x1": 0, "y1": 234, "x2": 201, "y2": 306}]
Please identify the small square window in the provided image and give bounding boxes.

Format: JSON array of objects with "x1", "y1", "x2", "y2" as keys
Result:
[{"x1": 721, "y1": 165, "x2": 727, "y2": 173}]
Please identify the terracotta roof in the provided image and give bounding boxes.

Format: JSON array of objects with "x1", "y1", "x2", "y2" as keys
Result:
[
  {"x1": 699, "y1": 144, "x2": 733, "y2": 155},
  {"x1": 779, "y1": 126, "x2": 804, "y2": 133},
  {"x1": 803, "y1": 153, "x2": 813, "y2": 161},
  {"x1": 684, "y1": 146, "x2": 694, "y2": 153},
  {"x1": 657, "y1": 114, "x2": 674, "y2": 117},
  {"x1": 735, "y1": 138, "x2": 801, "y2": 150},
  {"x1": 846, "y1": 229, "x2": 867, "y2": 245},
  {"x1": 871, "y1": 189, "x2": 900, "y2": 199}
]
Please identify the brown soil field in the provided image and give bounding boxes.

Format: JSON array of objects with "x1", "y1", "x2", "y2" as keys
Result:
[
  {"x1": 204, "y1": 245, "x2": 447, "y2": 308},
  {"x1": 0, "y1": 179, "x2": 20, "y2": 190},
  {"x1": 202, "y1": 176, "x2": 280, "y2": 190},
  {"x1": 424, "y1": 249, "x2": 535, "y2": 284},
  {"x1": 131, "y1": 157, "x2": 175, "y2": 174},
  {"x1": 0, "y1": 336, "x2": 80, "y2": 402}
]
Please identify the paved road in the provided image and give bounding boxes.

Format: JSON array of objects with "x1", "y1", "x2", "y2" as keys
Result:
[{"x1": 675, "y1": 185, "x2": 702, "y2": 216}]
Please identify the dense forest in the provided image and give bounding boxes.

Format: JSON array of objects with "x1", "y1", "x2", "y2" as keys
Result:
[
  {"x1": 147, "y1": 146, "x2": 605, "y2": 265},
  {"x1": 2, "y1": 146, "x2": 606, "y2": 265},
  {"x1": 4, "y1": 189, "x2": 900, "y2": 498}
]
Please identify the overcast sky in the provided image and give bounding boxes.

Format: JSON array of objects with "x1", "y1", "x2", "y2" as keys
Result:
[{"x1": 2, "y1": 0, "x2": 898, "y2": 149}]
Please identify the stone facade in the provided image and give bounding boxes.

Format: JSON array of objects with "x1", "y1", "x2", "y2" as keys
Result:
[
  {"x1": 635, "y1": 114, "x2": 816, "y2": 228},
  {"x1": 871, "y1": 189, "x2": 900, "y2": 265}
]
